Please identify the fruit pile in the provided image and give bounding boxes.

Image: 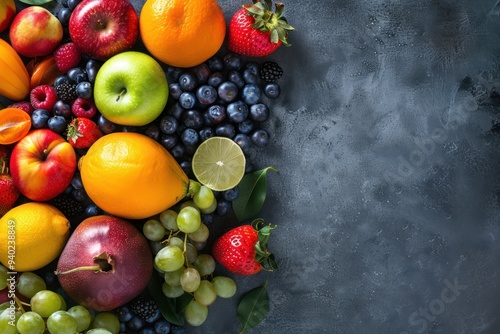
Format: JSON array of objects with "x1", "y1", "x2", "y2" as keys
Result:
[{"x1": 0, "y1": 0, "x2": 293, "y2": 332}]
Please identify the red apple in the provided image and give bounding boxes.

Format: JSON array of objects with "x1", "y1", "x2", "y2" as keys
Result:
[
  {"x1": 0, "y1": 0, "x2": 15, "y2": 33},
  {"x1": 9, "y1": 6, "x2": 63, "y2": 58},
  {"x1": 9, "y1": 129, "x2": 76, "y2": 202},
  {"x1": 69, "y1": 0, "x2": 139, "y2": 61},
  {"x1": 55, "y1": 215, "x2": 153, "y2": 311}
]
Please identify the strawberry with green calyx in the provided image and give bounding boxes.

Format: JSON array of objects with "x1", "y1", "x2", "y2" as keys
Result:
[
  {"x1": 228, "y1": 0, "x2": 295, "y2": 57},
  {"x1": 66, "y1": 118, "x2": 103, "y2": 149},
  {"x1": 0, "y1": 157, "x2": 20, "y2": 216},
  {"x1": 212, "y1": 219, "x2": 277, "y2": 275}
]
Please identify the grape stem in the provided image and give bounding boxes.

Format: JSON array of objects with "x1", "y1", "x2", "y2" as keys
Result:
[
  {"x1": 14, "y1": 295, "x2": 27, "y2": 313},
  {"x1": 183, "y1": 233, "x2": 190, "y2": 268}
]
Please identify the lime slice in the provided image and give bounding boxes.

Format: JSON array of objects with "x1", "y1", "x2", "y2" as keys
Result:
[{"x1": 192, "y1": 137, "x2": 246, "y2": 191}]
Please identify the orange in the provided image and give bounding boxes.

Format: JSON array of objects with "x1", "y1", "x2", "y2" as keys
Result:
[
  {"x1": 139, "y1": 0, "x2": 226, "y2": 68},
  {"x1": 79, "y1": 132, "x2": 189, "y2": 220},
  {"x1": 0, "y1": 107, "x2": 31, "y2": 145}
]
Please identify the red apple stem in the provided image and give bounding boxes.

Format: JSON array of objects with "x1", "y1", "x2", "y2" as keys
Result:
[
  {"x1": 54, "y1": 265, "x2": 102, "y2": 275},
  {"x1": 116, "y1": 88, "x2": 127, "y2": 102}
]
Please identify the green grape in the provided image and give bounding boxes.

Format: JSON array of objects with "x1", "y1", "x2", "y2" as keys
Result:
[
  {"x1": 0, "y1": 308, "x2": 21, "y2": 334},
  {"x1": 164, "y1": 266, "x2": 184, "y2": 286},
  {"x1": 193, "y1": 186, "x2": 215, "y2": 210},
  {"x1": 0, "y1": 302, "x2": 10, "y2": 312},
  {"x1": 212, "y1": 276, "x2": 237, "y2": 298},
  {"x1": 30, "y1": 290, "x2": 62, "y2": 318},
  {"x1": 168, "y1": 236, "x2": 184, "y2": 250},
  {"x1": 0, "y1": 264, "x2": 8, "y2": 290},
  {"x1": 188, "y1": 223, "x2": 209, "y2": 243},
  {"x1": 67, "y1": 305, "x2": 91, "y2": 332},
  {"x1": 194, "y1": 280, "x2": 217, "y2": 306},
  {"x1": 180, "y1": 267, "x2": 201, "y2": 293},
  {"x1": 176, "y1": 206, "x2": 201, "y2": 233},
  {"x1": 17, "y1": 272, "x2": 47, "y2": 299},
  {"x1": 58, "y1": 294, "x2": 67, "y2": 311},
  {"x1": 162, "y1": 282, "x2": 185, "y2": 298},
  {"x1": 185, "y1": 243, "x2": 198, "y2": 264},
  {"x1": 193, "y1": 254, "x2": 216, "y2": 277},
  {"x1": 46, "y1": 311, "x2": 77, "y2": 334},
  {"x1": 149, "y1": 240, "x2": 166, "y2": 255},
  {"x1": 190, "y1": 240, "x2": 207, "y2": 251},
  {"x1": 16, "y1": 311, "x2": 45, "y2": 334},
  {"x1": 155, "y1": 245, "x2": 185, "y2": 272},
  {"x1": 180, "y1": 200, "x2": 199, "y2": 212},
  {"x1": 86, "y1": 329, "x2": 113, "y2": 334},
  {"x1": 143, "y1": 219, "x2": 166, "y2": 242},
  {"x1": 91, "y1": 312, "x2": 120, "y2": 334},
  {"x1": 184, "y1": 299, "x2": 208, "y2": 327},
  {"x1": 199, "y1": 198, "x2": 217, "y2": 214},
  {"x1": 159, "y1": 209, "x2": 178, "y2": 231}
]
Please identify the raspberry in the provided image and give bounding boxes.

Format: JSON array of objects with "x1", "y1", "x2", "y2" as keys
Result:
[
  {"x1": 259, "y1": 61, "x2": 283, "y2": 83},
  {"x1": 54, "y1": 43, "x2": 82, "y2": 73},
  {"x1": 71, "y1": 97, "x2": 97, "y2": 118},
  {"x1": 8, "y1": 101, "x2": 34, "y2": 115},
  {"x1": 30, "y1": 85, "x2": 58, "y2": 110}
]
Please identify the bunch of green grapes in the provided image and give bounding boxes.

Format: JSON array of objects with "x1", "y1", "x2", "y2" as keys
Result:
[
  {"x1": 142, "y1": 185, "x2": 237, "y2": 327},
  {"x1": 0, "y1": 265, "x2": 120, "y2": 334}
]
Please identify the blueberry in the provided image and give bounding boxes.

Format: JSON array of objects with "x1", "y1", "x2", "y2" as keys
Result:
[
  {"x1": 242, "y1": 69, "x2": 258, "y2": 84},
  {"x1": 67, "y1": 67, "x2": 88, "y2": 84},
  {"x1": 122, "y1": 126, "x2": 139, "y2": 133},
  {"x1": 264, "y1": 82, "x2": 281, "y2": 98},
  {"x1": 206, "y1": 105, "x2": 226, "y2": 124},
  {"x1": 167, "y1": 103, "x2": 184, "y2": 120},
  {"x1": 159, "y1": 115, "x2": 179, "y2": 134},
  {"x1": 71, "y1": 174, "x2": 83, "y2": 189},
  {"x1": 170, "y1": 142, "x2": 185, "y2": 158},
  {"x1": 67, "y1": 0, "x2": 82, "y2": 10},
  {"x1": 228, "y1": 70, "x2": 245, "y2": 89},
  {"x1": 198, "y1": 127, "x2": 215, "y2": 141},
  {"x1": 233, "y1": 133, "x2": 252, "y2": 154},
  {"x1": 207, "y1": 56, "x2": 224, "y2": 72},
  {"x1": 216, "y1": 199, "x2": 232, "y2": 216},
  {"x1": 154, "y1": 319, "x2": 171, "y2": 334},
  {"x1": 245, "y1": 61, "x2": 260, "y2": 75},
  {"x1": 241, "y1": 84, "x2": 262, "y2": 105},
  {"x1": 76, "y1": 81, "x2": 92, "y2": 99},
  {"x1": 47, "y1": 116, "x2": 67, "y2": 133},
  {"x1": 238, "y1": 119, "x2": 255, "y2": 134},
  {"x1": 196, "y1": 85, "x2": 217, "y2": 105},
  {"x1": 223, "y1": 53, "x2": 242, "y2": 70},
  {"x1": 145, "y1": 309, "x2": 162, "y2": 324},
  {"x1": 160, "y1": 134, "x2": 179, "y2": 150},
  {"x1": 31, "y1": 109, "x2": 50, "y2": 128},
  {"x1": 54, "y1": 75, "x2": 70, "y2": 87},
  {"x1": 215, "y1": 123, "x2": 236, "y2": 138},
  {"x1": 128, "y1": 315, "x2": 146, "y2": 332},
  {"x1": 226, "y1": 100, "x2": 249, "y2": 123},
  {"x1": 217, "y1": 81, "x2": 238, "y2": 103},
  {"x1": 179, "y1": 92, "x2": 196, "y2": 109},
  {"x1": 57, "y1": 7, "x2": 71, "y2": 26},
  {"x1": 169, "y1": 83, "x2": 183, "y2": 100},
  {"x1": 85, "y1": 60, "x2": 100, "y2": 83},
  {"x1": 201, "y1": 213, "x2": 215, "y2": 225},
  {"x1": 145, "y1": 123, "x2": 161, "y2": 141},
  {"x1": 139, "y1": 327, "x2": 156, "y2": 334},
  {"x1": 192, "y1": 63, "x2": 211, "y2": 84},
  {"x1": 53, "y1": 100, "x2": 72, "y2": 118},
  {"x1": 167, "y1": 66, "x2": 184, "y2": 82},
  {"x1": 120, "y1": 322, "x2": 127, "y2": 333},
  {"x1": 85, "y1": 203, "x2": 102, "y2": 217},
  {"x1": 97, "y1": 114, "x2": 116, "y2": 134},
  {"x1": 251, "y1": 129, "x2": 270, "y2": 147},
  {"x1": 181, "y1": 128, "x2": 199, "y2": 147},
  {"x1": 208, "y1": 72, "x2": 224, "y2": 87},
  {"x1": 178, "y1": 72, "x2": 198, "y2": 91},
  {"x1": 223, "y1": 186, "x2": 240, "y2": 201},
  {"x1": 61, "y1": 0, "x2": 69, "y2": 7},
  {"x1": 72, "y1": 188, "x2": 87, "y2": 202},
  {"x1": 249, "y1": 103, "x2": 269, "y2": 122},
  {"x1": 180, "y1": 160, "x2": 192, "y2": 176},
  {"x1": 181, "y1": 110, "x2": 204, "y2": 129}
]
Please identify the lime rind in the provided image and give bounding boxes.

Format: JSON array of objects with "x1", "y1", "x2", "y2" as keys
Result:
[{"x1": 192, "y1": 137, "x2": 246, "y2": 191}]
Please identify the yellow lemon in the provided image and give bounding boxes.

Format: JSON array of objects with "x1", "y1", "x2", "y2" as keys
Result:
[{"x1": 0, "y1": 202, "x2": 70, "y2": 272}]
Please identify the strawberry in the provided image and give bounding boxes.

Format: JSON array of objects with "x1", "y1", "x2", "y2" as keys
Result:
[
  {"x1": 212, "y1": 220, "x2": 277, "y2": 275},
  {"x1": 54, "y1": 42, "x2": 82, "y2": 73},
  {"x1": 66, "y1": 118, "x2": 103, "y2": 149},
  {"x1": 228, "y1": 0, "x2": 294, "y2": 57},
  {"x1": 0, "y1": 158, "x2": 20, "y2": 217}
]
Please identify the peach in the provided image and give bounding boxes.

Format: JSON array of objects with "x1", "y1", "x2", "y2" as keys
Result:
[
  {"x1": 0, "y1": 0, "x2": 16, "y2": 33},
  {"x1": 9, "y1": 6, "x2": 63, "y2": 58}
]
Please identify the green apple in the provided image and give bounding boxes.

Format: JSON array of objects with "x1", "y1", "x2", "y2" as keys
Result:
[{"x1": 94, "y1": 51, "x2": 168, "y2": 126}]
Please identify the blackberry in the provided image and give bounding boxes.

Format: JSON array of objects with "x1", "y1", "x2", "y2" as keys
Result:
[
  {"x1": 49, "y1": 194, "x2": 84, "y2": 218},
  {"x1": 259, "y1": 61, "x2": 283, "y2": 83},
  {"x1": 55, "y1": 81, "x2": 77, "y2": 102},
  {"x1": 130, "y1": 296, "x2": 159, "y2": 321}
]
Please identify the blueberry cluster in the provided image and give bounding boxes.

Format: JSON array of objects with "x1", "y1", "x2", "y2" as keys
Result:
[{"x1": 56, "y1": 0, "x2": 83, "y2": 27}]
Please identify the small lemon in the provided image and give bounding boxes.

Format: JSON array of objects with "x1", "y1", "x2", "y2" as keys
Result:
[{"x1": 0, "y1": 202, "x2": 70, "y2": 272}]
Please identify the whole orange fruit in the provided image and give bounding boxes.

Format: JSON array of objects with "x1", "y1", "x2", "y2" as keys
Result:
[
  {"x1": 139, "y1": 0, "x2": 226, "y2": 68},
  {"x1": 79, "y1": 132, "x2": 189, "y2": 219}
]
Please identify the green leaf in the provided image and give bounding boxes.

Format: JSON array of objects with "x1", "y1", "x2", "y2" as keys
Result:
[
  {"x1": 232, "y1": 167, "x2": 278, "y2": 222},
  {"x1": 147, "y1": 273, "x2": 185, "y2": 326},
  {"x1": 17, "y1": 0, "x2": 54, "y2": 5},
  {"x1": 237, "y1": 282, "x2": 270, "y2": 333}
]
